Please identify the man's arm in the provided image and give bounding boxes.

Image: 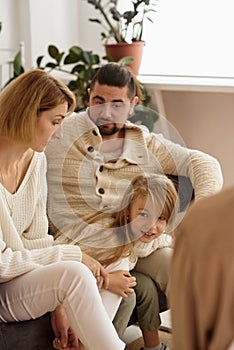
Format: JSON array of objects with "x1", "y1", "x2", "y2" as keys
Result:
[{"x1": 150, "y1": 133, "x2": 223, "y2": 198}]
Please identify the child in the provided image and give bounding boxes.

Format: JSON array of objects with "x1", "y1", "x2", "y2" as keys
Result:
[
  {"x1": 81, "y1": 173, "x2": 178, "y2": 265},
  {"x1": 122, "y1": 173, "x2": 178, "y2": 268},
  {"x1": 81, "y1": 173, "x2": 178, "y2": 350},
  {"x1": 113, "y1": 173, "x2": 178, "y2": 350}
]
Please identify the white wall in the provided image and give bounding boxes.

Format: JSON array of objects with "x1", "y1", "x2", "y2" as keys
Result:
[
  {"x1": 28, "y1": 0, "x2": 80, "y2": 67},
  {"x1": 0, "y1": 0, "x2": 21, "y2": 79},
  {"x1": 77, "y1": 1, "x2": 105, "y2": 56},
  {"x1": 0, "y1": 0, "x2": 81, "y2": 81}
]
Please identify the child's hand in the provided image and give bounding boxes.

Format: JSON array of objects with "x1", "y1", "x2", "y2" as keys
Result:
[{"x1": 106, "y1": 270, "x2": 136, "y2": 297}]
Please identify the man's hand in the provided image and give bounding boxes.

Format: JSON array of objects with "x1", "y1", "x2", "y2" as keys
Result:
[
  {"x1": 82, "y1": 252, "x2": 109, "y2": 289},
  {"x1": 107, "y1": 270, "x2": 137, "y2": 297},
  {"x1": 51, "y1": 305, "x2": 79, "y2": 350}
]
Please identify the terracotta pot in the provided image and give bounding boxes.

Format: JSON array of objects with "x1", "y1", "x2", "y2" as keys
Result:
[{"x1": 104, "y1": 41, "x2": 145, "y2": 76}]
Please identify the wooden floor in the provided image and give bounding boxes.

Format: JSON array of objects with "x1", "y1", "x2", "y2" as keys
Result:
[
  {"x1": 123, "y1": 310, "x2": 172, "y2": 349},
  {"x1": 125, "y1": 329, "x2": 172, "y2": 350}
]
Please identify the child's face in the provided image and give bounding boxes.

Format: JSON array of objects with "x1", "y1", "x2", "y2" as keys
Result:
[{"x1": 129, "y1": 195, "x2": 167, "y2": 243}]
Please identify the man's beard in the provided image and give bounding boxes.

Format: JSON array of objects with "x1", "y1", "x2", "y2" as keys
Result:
[{"x1": 97, "y1": 123, "x2": 122, "y2": 136}]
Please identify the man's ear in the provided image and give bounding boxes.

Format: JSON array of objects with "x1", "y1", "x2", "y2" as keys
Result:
[
  {"x1": 130, "y1": 96, "x2": 139, "y2": 114},
  {"x1": 133, "y1": 96, "x2": 139, "y2": 106},
  {"x1": 87, "y1": 88, "x2": 91, "y2": 96}
]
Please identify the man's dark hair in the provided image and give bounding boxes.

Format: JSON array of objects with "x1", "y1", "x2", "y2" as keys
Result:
[{"x1": 90, "y1": 62, "x2": 142, "y2": 102}]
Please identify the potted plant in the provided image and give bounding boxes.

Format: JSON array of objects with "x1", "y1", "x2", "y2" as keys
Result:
[{"x1": 83, "y1": 0, "x2": 157, "y2": 75}]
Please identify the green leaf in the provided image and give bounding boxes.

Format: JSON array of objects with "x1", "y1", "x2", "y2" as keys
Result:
[
  {"x1": 64, "y1": 46, "x2": 83, "y2": 64},
  {"x1": 13, "y1": 51, "x2": 22, "y2": 76},
  {"x1": 102, "y1": 54, "x2": 114, "y2": 62},
  {"x1": 36, "y1": 55, "x2": 44, "y2": 68},
  {"x1": 92, "y1": 54, "x2": 100, "y2": 65},
  {"x1": 101, "y1": 32, "x2": 107, "y2": 40},
  {"x1": 48, "y1": 45, "x2": 59, "y2": 58},
  {"x1": 68, "y1": 80, "x2": 79, "y2": 91},
  {"x1": 89, "y1": 18, "x2": 102, "y2": 24},
  {"x1": 82, "y1": 51, "x2": 95, "y2": 65},
  {"x1": 70, "y1": 46, "x2": 83, "y2": 55},
  {"x1": 55, "y1": 52, "x2": 64, "y2": 65},
  {"x1": 71, "y1": 64, "x2": 85, "y2": 74},
  {"x1": 45, "y1": 62, "x2": 58, "y2": 69},
  {"x1": 118, "y1": 56, "x2": 134, "y2": 65}
]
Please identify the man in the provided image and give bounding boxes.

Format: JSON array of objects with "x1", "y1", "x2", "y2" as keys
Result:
[
  {"x1": 46, "y1": 62, "x2": 223, "y2": 350},
  {"x1": 170, "y1": 188, "x2": 234, "y2": 350}
]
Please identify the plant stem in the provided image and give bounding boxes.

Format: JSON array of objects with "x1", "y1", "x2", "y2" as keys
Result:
[{"x1": 93, "y1": 1, "x2": 122, "y2": 43}]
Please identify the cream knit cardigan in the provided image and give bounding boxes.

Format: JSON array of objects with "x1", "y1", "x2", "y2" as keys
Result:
[
  {"x1": 46, "y1": 111, "x2": 223, "y2": 263},
  {"x1": 0, "y1": 152, "x2": 82, "y2": 283}
]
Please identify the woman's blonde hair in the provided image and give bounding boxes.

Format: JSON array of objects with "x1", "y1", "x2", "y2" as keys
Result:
[{"x1": 0, "y1": 69, "x2": 76, "y2": 143}]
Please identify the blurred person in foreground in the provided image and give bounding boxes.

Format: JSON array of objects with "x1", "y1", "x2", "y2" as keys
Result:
[{"x1": 170, "y1": 188, "x2": 234, "y2": 350}]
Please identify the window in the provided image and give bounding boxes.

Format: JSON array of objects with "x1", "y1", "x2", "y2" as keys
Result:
[{"x1": 139, "y1": 0, "x2": 234, "y2": 78}]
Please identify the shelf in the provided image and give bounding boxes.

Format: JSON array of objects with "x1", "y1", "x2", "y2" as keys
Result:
[{"x1": 138, "y1": 74, "x2": 234, "y2": 93}]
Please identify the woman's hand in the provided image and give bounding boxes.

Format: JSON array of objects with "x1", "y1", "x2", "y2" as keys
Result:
[
  {"x1": 51, "y1": 305, "x2": 79, "y2": 350},
  {"x1": 82, "y1": 252, "x2": 109, "y2": 289},
  {"x1": 107, "y1": 270, "x2": 137, "y2": 297}
]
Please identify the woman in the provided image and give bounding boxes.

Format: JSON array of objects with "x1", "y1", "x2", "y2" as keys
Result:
[{"x1": 0, "y1": 69, "x2": 125, "y2": 350}]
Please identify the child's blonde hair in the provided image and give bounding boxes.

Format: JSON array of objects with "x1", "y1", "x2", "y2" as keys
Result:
[
  {"x1": 116, "y1": 173, "x2": 178, "y2": 236},
  {"x1": 81, "y1": 173, "x2": 178, "y2": 266}
]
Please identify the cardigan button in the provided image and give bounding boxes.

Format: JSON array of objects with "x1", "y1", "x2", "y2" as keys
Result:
[
  {"x1": 87, "y1": 146, "x2": 94, "y2": 152},
  {"x1": 99, "y1": 165, "x2": 104, "y2": 172},
  {"x1": 92, "y1": 130, "x2": 98, "y2": 136},
  {"x1": 98, "y1": 188, "x2": 105, "y2": 195}
]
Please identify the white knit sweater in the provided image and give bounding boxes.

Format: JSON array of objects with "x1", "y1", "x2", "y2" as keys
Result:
[
  {"x1": 129, "y1": 233, "x2": 173, "y2": 270},
  {"x1": 0, "y1": 152, "x2": 82, "y2": 283}
]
